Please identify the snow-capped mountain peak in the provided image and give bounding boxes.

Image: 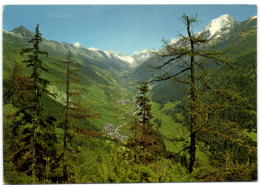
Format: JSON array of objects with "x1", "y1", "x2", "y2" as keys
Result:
[
  {"x1": 250, "y1": 15, "x2": 257, "y2": 20},
  {"x1": 201, "y1": 14, "x2": 235, "y2": 39},
  {"x1": 115, "y1": 55, "x2": 134, "y2": 64},
  {"x1": 131, "y1": 49, "x2": 155, "y2": 66},
  {"x1": 104, "y1": 49, "x2": 155, "y2": 65},
  {"x1": 102, "y1": 50, "x2": 133, "y2": 64},
  {"x1": 74, "y1": 42, "x2": 81, "y2": 48},
  {"x1": 88, "y1": 47, "x2": 100, "y2": 51}
]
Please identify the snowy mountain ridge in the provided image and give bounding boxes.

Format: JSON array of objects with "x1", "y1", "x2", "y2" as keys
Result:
[
  {"x1": 170, "y1": 14, "x2": 236, "y2": 46},
  {"x1": 199, "y1": 14, "x2": 235, "y2": 39},
  {"x1": 4, "y1": 14, "x2": 256, "y2": 68}
]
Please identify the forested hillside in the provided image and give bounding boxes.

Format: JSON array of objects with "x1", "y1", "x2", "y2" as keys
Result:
[{"x1": 3, "y1": 14, "x2": 257, "y2": 183}]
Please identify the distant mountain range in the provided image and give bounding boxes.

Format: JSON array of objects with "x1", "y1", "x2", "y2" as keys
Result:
[
  {"x1": 3, "y1": 14, "x2": 257, "y2": 106},
  {"x1": 3, "y1": 14, "x2": 256, "y2": 73}
]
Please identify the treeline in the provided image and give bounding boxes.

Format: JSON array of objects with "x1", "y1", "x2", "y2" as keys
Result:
[{"x1": 3, "y1": 14, "x2": 257, "y2": 183}]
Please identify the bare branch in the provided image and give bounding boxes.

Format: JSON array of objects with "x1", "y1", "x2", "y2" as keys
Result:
[{"x1": 150, "y1": 67, "x2": 190, "y2": 83}]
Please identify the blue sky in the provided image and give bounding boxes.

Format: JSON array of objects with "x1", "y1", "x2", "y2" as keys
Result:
[{"x1": 3, "y1": 5, "x2": 257, "y2": 55}]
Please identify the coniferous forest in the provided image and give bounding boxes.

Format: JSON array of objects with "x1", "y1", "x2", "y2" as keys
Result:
[{"x1": 3, "y1": 8, "x2": 257, "y2": 183}]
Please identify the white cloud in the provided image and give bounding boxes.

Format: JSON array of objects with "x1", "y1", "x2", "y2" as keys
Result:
[{"x1": 74, "y1": 42, "x2": 81, "y2": 48}]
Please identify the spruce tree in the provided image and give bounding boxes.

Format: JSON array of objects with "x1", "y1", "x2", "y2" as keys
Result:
[
  {"x1": 136, "y1": 82, "x2": 153, "y2": 125},
  {"x1": 12, "y1": 24, "x2": 57, "y2": 183},
  {"x1": 129, "y1": 82, "x2": 163, "y2": 164}
]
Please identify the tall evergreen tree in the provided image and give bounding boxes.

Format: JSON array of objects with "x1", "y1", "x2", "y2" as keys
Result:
[
  {"x1": 12, "y1": 24, "x2": 57, "y2": 183},
  {"x1": 129, "y1": 82, "x2": 163, "y2": 164},
  {"x1": 150, "y1": 14, "x2": 255, "y2": 173},
  {"x1": 136, "y1": 82, "x2": 153, "y2": 125}
]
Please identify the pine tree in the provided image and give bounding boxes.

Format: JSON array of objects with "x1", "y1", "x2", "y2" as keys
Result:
[
  {"x1": 150, "y1": 14, "x2": 255, "y2": 173},
  {"x1": 12, "y1": 24, "x2": 57, "y2": 183}
]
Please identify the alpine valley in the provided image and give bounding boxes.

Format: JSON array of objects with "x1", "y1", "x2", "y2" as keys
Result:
[{"x1": 3, "y1": 14, "x2": 257, "y2": 183}]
